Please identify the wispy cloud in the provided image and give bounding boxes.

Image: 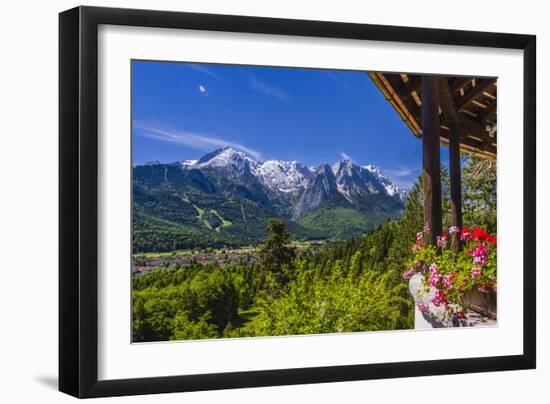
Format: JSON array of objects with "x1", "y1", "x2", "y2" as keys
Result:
[
  {"x1": 134, "y1": 123, "x2": 263, "y2": 160},
  {"x1": 187, "y1": 64, "x2": 223, "y2": 80},
  {"x1": 198, "y1": 84, "x2": 208, "y2": 95},
  {"x1": 248, "y1": 76, "x2": 289, "y2": 103},
  {"x1": 325, "y1": 71, "x2": 352, "y2": 91},
  {"x1": 383, "y1": 168, "x2": 414, "y2": 178},
  {"x1": 340, "y1": 152, "x2": 353, "y2": 161},
  {"x1": 382, "y1": 166, "x2": 420, "y2": 190}
]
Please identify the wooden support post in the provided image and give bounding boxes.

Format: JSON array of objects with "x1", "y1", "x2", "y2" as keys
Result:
[
  {"x1": 439, "y1": 78, "x2": 463, "y2": 252},
  {"x1": 449, "y1": 120, "x2": 463, "y2": 252},
  {"x1": 422, "y1": 76, "x2": 442, "y2": 245}
]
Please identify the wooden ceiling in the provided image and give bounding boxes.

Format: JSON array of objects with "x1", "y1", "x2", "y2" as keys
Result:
[{"x1": 369, "y1": 72, "x2": 497, "y2": 159}]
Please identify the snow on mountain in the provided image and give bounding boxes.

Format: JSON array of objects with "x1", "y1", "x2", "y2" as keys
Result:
[
  {"x1": 180, "y1": 147, "x2": 405, "y2": 202},
  {"x1": 255, "y1": 160, "x2": 313, "y2": 194},
  {"x1": 363, "y1": 164, "x2": 406, "y2": 201},
  {"x1": 332, "y1": 159, "x2": 401, "y2": 201},
  {"x1": 183, "y1": 147, "x2": 313, "y2": 195},
  {"x1": 192, "y1": 147, "x2": 258, "y2": 171},
  {"x1": 293, "y1": 164, "x2": 343, "y2": 219},
  {"x1": 181, "y1": 159, "x2": 197, "y2": 167}
]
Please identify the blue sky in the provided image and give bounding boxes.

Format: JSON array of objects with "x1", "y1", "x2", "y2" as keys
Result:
[{"x1": 132, "y1": 60, "x2": 449, "y2": 190}]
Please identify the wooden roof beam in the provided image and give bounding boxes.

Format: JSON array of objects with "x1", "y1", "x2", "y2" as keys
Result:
[
  {"x1": 478, "y1": 101, "x2": 497, "y2": 122},
  {"x1": 452, "y1": 78, "x2": 471, "y2": 95},
  {"x1": 457, "y1": 116, "x2": 496, "y2": 146},
  {"x1": 397, "y1": 75, "x2": 421, "y2": 99},
  {"x1": 438, "y1": 78, "x2": 460, "y2": 124},
  {"x1": 455, "y1": 78, "x2": 495, "y2": 111},
  {"x1": 438, "y1": 78, "x2": 492, "y2": 142}
]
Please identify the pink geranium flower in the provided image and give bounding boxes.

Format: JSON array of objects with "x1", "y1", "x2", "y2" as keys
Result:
[
  {"x1": 402, "y1": 267, "x2": 417, "y2": 280},
  {"x1": 472, "y1": 243, "x2": 488, "y2": 266},
  {"x1": 416, "y1": 302, "x2": 429, "y2": 313},
  {"x1": 443, "y1": 272, "x2": 456, "y2": 289},
  {"x1": 428, "y1": 263, "x2": 442, "y2": 287},
  {"x1": 437, "y1": 234, "x2": 448, "y2": 248},
  {"x1": 471, "y1": 266, "x2": 483, "y2": 279},
  {"x1": 449, "y1": 226, "x2": 460, "y2": 234},
  {"x1": 432, "y1": 289, "x2": 449, "y2": 308}
]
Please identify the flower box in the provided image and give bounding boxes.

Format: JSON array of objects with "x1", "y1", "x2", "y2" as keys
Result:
[{"x1": 463, "y1": 288, "x2": 497, "y2": 319}]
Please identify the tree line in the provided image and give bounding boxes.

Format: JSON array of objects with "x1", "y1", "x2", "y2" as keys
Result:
[{"x1": 132, "y1": 155, "x2": 496, "y2": 341}]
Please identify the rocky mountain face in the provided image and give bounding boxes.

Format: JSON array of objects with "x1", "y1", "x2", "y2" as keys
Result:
[
  {"x1": 292, "y1": 164, "x2": 349, "y2": 219},
  {"x1": 132, "y1": 147, "x2": 406, "y2": 252}
]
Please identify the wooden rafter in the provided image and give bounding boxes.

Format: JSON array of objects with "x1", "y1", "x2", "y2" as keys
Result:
[
  {"x1": 397, "y1": 76, "x2": 421, "y2": 99},
  {"x1": 452, "y1": 78, "x2": 471, "y2": 95},
  {"x1": 478, "y1": 101, "x2": 497, "y2": 122},
  {"x1": 455, "y1": 78, "x2": 495, "y2": 111},
  {"x1": 367, "y1": 72, "x2": 497, "y2": 159}
]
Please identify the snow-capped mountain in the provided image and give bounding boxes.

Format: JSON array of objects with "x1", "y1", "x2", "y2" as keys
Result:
[
  {"x1": 181, "y1": 159, "x2": 197, "y2": 167},
  {"x1": 255, "y1": 160, "x2": 313, "y2": 195},
  {"x1": 134, "y1": 148, "x2": 407, "y2": 246},
  {"x1": 187, "y1": 147, "x2": 257, "y2": 175},
  {"x1": 180, "y1": 147, "x2": 405, "y2": 206},
  {"x1": 182, "y1": 147, "x2": 314, "y2": 197},
  {"x1": 362, "y1": 164, "x2": 406, "y2": 201},
  {"x1": 292, "y1": 164, "x2": 347, "y2": 219},
  {"x1": 333, "y1": 160, "x2": 389, "y2": 202}
]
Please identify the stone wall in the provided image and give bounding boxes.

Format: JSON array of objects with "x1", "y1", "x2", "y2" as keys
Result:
[{"x1": 409, "y1": 273, "x2": 496, "y2": 329}]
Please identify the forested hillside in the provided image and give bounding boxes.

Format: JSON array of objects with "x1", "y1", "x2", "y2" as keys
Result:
[
  {"x1": 132, "y1": 148, "x2": 405, "y2": 253},
  {"x1": 132, "y1": 155, "x2": 496, "y2": 341}
]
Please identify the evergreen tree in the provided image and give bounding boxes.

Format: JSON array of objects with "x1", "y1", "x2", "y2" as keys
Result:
[
  {"x1": 259, "y1": 219, "x2": 296, "y2": 278},
  {"x1": 462, "y1": 155, "x2": 497, "y2": 232}
]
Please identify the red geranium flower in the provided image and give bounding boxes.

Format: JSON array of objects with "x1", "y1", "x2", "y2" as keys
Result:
[
  {"x1": 486, "y1": 235, "x2": 497, "y2": 245},
  {"x1": 473, "y1": 226, "x2": 489, "y2": 241},
  {"x1": 460, "y1": 227, "x2": 472, "y2": 241}
]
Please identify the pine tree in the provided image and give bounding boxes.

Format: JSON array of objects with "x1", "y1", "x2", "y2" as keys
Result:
[{"x1": 259, "y1": 219, "x2": 296, "y2": 278}]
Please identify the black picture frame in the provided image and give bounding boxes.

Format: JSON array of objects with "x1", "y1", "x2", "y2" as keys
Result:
[{"x1": 59, "y1": 5, "x2": 536, "y2": 398}]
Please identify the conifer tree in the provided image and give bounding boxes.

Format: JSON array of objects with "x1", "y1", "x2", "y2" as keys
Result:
[{"x1": 259, "y1": 219, "x2": 296, "y2": 277}]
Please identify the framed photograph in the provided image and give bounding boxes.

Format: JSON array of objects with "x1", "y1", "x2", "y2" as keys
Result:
[{"x1": 59, "y1": 6, "x2": 536, "y2": 398}]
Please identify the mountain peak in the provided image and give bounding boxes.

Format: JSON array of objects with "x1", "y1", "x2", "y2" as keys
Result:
[
  {"x1": 362, "y1": 164, "x2": 406, "y2": 200},
  {"x1": 332, "y1": 159, "x2": 353, "y2": 175},
  {"x1": 292, "y1": 163, "x2": 341, "y2": 219},
  {"x1": 363, "y1": 164, "x2": 379, "y2": 174},
  {"x1": 184, "y1": 147, "x2": 259, "y2": 173},
  {"x1": 317, "y1": 163, "x2": 334, "y2": 175},
  {"x1": 195, "y1": 146, "x2": 249, "y2": 164},
  {"x1": 177, "y1": 148, "x2": 405, "y2": 202}
]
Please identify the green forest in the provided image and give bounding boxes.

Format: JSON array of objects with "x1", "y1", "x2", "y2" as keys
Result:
[{"x1": 132, "y1": 156, "x2": 496, "y2": 342}]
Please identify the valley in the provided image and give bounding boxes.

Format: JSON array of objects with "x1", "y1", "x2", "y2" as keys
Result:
[
  {"x1": 132, "y1": 147, "x2": 406, "y2": 253},
  {"x1": 132, "y1": 241, "x2": 325, "y2": 276}
]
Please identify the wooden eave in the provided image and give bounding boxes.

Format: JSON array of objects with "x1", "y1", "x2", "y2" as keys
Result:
[{"x1": 369, "y1": 72, "x2": 497, "y2": 159}]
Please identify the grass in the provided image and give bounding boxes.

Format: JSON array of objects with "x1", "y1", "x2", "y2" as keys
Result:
[
  {"x1": 132, "y1": 240, "x2": 328, "y2": 259},
  {"x1": 133, "y1": 245, "x2": 258, "y2": 259},
  {"x1": 210, "y1": 209, "x2": 232, "y2": 228},
  {"x1": 192, "y1": 204, "x2": 213, "y2": 229},
  {"x1": 190, "y1": 203, "x2": 232, "y2": 232},
  {"x1": 297, "y1": 206, "x2": 371, "y2": 240}
]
